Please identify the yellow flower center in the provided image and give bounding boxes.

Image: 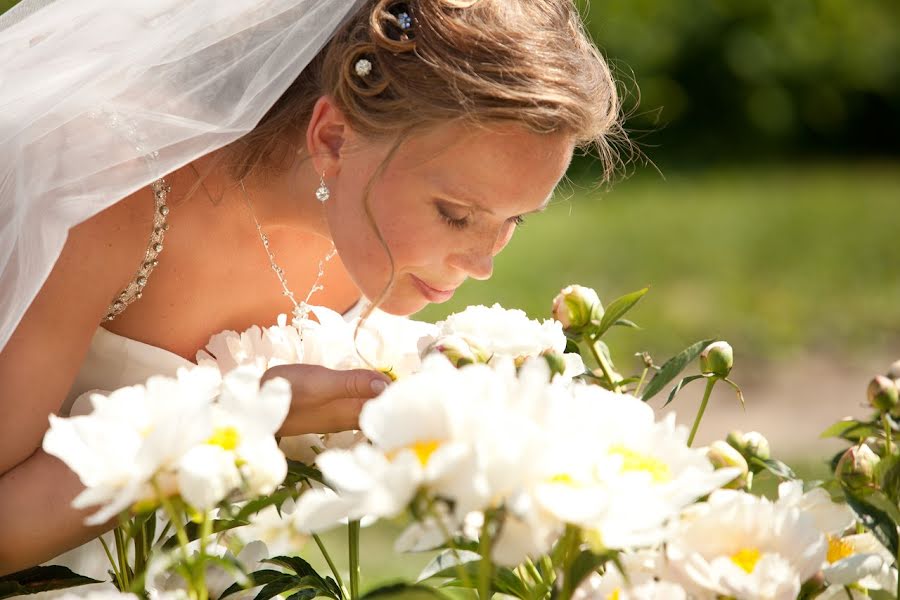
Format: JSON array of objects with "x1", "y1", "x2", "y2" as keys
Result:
[
  {"x1": 609, "y1": 444, "x2": 671, "y2": 483},
  {"x1": 730, "y1": 547, "x2": 762, "y2": 574},
  {"x1": 207, "y1": 426, "x2": 240, "y2": 451},
  {"x1": 389, "y1": 440, "x2": 441, "y2": 466},
  {"x1": 548, "y1": 473, "x2": 578, "y2": 486},
  {"x1": 607, "y1": 589, "x2": 621, "y2": 600},
  {"x1": 379, "y1": 367, "x2": 398, "y2": 382},
  {"x1": 827, "y1": 535, "x2": 855, "y2": 564}
]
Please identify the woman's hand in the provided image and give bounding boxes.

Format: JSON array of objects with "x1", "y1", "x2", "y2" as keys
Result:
[{"x1": 262, "y1": 364, "x2": 392, "y2": 436}]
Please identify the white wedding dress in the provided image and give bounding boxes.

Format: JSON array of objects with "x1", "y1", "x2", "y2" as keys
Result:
[{"x1": 41, "y1": 300, "x2": 367, "y2": 597}]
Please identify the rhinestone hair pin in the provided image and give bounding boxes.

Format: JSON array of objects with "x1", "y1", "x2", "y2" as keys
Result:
[
  {"x1": 355, "y1": 58, "x2": 373, "y2": 77},
  {"x1": 397, "y1": 11, "x2": 413, "y2": 30}
]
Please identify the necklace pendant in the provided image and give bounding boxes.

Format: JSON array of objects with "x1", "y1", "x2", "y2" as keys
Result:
[{"x1": 292, "y1": 302, "x2": 312, "y2": 328}]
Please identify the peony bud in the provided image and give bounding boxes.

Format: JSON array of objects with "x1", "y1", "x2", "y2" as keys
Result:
[
  {"x1": 428, "y1": 335, "x2": 487, "y2": 368},
  {"x1": 700, "y1": 341, "x2": 734, "y2": 378},
  {"x1": 868, "y1": 375, "x2": 899, "y2": 413},
  {"x1": 726, "y1": 430, "x2": 771, "y2": 472},
  {"x1": 551, "y1": 285, "x2": 603, "y2": 333},
  {"x1": 707, "y1": 440, "x2": 750, "y2": 489},
  {"x1": 835, "y1": 444, "x2": 880, "y2": 490},
  {"x1": 541, "y1": 351, "x2": 567, "y2": 378},
  {"x1": 888, "y1": 359, "x2": 900, "y2": 381}
]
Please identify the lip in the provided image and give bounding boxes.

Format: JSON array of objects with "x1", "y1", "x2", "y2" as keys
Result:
[{"x1": 410, "y1": 275, "x2": 458, "y2": 303}]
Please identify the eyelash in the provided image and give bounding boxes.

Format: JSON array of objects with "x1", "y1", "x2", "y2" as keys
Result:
[{"x1": 437, "y1": 206, "x2": 526, "y2": 230}]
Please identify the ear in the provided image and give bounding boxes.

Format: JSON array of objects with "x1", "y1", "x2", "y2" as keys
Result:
[{"x1": 306, "y1": 96, "x2": 348, "y2": 177}]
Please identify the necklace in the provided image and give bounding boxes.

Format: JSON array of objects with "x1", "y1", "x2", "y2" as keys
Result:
[{"x1": 239, "y1": 180, "x2": 337, "y2": 328}]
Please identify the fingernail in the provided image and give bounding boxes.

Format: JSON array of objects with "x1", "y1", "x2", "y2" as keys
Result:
[{"x1": 371, "y1": 380, "x2": 388, "y2": 394}]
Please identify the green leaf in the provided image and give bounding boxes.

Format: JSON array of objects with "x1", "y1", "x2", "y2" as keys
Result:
[
  {"x1": 361, "y1": 583, "x2": 454, "y2": 599},
  {"x1": 0, "y1": 566, "x2": 102, "y2": 598},
  {"x1": 163, "y1": 519, "x2": 239, "y2": 549},
  {"x1": 285, "y1": 459, "x2": 326, "y2": 485},
  {"x1": 220, "y1": 570, "x2": 286, "y2": 600},
  {"x1": 613, "y1": 319, "x2": 641, "y2": 330},
  {"x1": 819, "y1": 419, "x2": 879, "y2": 442},
  {"x1": 235, "y1": 487, "x2": 297, "y2": 522},
  {"x1": 263, "y1": 556, "x2": 319, "y2": 577},
  {"x1": 425, "y1": 560, "x2": 529, "y2": 599},
  {"x1": 639, "y1": 339, "x2": 715, "y2": 402},
  {"x1": 663, "y1": 374, "x2": 705, "y2": 408},
  {"x1": 844, "y1": 488, "x2": 900, "y2": 558},
  {"x1": 418, "y1": 550, "x2": 481, "y2": 582},
  {"x1": 595, "y1": 287, "x2": 649, "y2": 338},
  {"x1": 568, "y1": 550, "x2": 616, "y2": 591},
  {"x1": 878, "y1": 455, "x2": 900, "y2": 504},
  {"x1": 749, "y1": 457, "x2": 797, "y2": 480},
  {"x1": 253, "y1": 576, "x2": 308, "y2": 600},
  {"x1": 722, "y1": 378, "x2": 746, "y2": 410}
]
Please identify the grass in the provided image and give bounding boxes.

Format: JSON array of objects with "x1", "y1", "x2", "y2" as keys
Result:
[{"x1": 415, "y1": 162, "x2": 900, "y2": 368}]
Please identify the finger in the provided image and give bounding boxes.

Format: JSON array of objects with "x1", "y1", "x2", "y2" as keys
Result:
[
  {"x1": 281, "y1": 397, "x2": 372, "y2": 436},
  {"x1": 266, "y1": 365, "x2": 390, "y2": 400},
  {"x1": 338, "y1": 369, "x2": 392, "y2": 399}
]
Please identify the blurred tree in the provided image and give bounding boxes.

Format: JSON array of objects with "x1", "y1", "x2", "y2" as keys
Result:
[{"x1": 578, "y1": 0, "x2": 900, "y2": 163}]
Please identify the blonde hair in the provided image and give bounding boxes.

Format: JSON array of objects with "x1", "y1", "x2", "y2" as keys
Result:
[{"x1": 228, "y1": 0, "x2": 623, "y2": 182}]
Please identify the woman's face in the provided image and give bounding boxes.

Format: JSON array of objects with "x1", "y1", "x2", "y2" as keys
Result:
[{"x1": 324, "y1": 121, "x2": 575, "y2": 315}]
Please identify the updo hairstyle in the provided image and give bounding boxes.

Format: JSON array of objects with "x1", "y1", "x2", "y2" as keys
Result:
[{"x1": 228, "y1": 0, "x2": 624, "y2": 182}]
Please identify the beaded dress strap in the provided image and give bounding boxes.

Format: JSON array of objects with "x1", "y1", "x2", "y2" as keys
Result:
[{"x1": 103, "y1": 178, "x2": 170, "y2": 322}]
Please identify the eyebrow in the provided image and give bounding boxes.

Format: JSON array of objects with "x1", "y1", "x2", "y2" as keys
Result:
[{"x1": 437, "y1": 182, "x2": 554, "y2": 216}]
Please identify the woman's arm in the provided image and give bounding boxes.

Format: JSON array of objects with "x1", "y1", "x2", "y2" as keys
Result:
[{"x1": 0, "y1": 198, "x2": 145, "y2": 574}]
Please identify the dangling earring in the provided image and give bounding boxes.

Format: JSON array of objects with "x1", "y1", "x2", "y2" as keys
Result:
[{"x1": 315, "y1": 172, "x2": 330, "y2": 203}]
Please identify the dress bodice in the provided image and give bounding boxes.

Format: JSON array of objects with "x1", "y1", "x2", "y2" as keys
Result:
[{"x1": 62, "y1": 327, "x2": 195, "y2": 417}]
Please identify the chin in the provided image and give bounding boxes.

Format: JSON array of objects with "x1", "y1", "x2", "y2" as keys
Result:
[{"x1": 373, "y1": 293, "x2": 429, "y2": 317}]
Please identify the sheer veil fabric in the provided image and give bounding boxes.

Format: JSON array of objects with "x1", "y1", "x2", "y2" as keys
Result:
[{"x1": 0, "y1": 0, "x2": 366, "y2": 351}]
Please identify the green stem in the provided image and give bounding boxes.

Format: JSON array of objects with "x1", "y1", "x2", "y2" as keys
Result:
[
  {"x1": 156, "y1": 489, "x2": 196, "y2": 598},
  {"x1": 523, "y1": 557, "x2": 543, "y2": 585},
  {"x1": 313, "y1": 534, "x2": 346, "y2": 597},
  {"x1": 99, "y1": 536, "x2": 125, "y2": 590},
  {"x1": 114, "y1": 527, "x2": 131, "y2": 589},
  {"x1": 883, "y1": 413, "x2": 893, "y2": 457},
  {"x1": 348, "y1": 520, "x2": 361, "y2": 600},
  {"x1": 429, "y1": 504, "x2": 474, "y2": 590},
  {"x1": 197, "y1": 515, "x2": 213, "y2": 600},
  {"x1": 634, "y1": 365, "x2": 650, "y2": 397},
  {"x1": 134, "y1": 521, "x2": 146, "y2": 578},
  {"x1": 586, "y1": 337, "x2": 620, "y2": 392},
  {"x1": 557, "y1": 525, "x2": 580, "y2": 600},
  {"x1": 687, "y1": 377, "x2": 717, "y2": 448},
  {"x1": 478, "y1": 517, "x2": 492, "y2": 600}
]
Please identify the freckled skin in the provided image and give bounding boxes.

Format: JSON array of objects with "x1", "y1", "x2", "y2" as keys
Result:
[{"x1": 322, "y1": 121, "x2": 575, "y2": 315}]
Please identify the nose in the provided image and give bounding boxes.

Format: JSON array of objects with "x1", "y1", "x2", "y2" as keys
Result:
[
  {"x1": 448, "y1": 234, "x2": 505, "y2": 281},
  {"x1": 453, "y1": 251, "x2": 494, "y2": 281}
]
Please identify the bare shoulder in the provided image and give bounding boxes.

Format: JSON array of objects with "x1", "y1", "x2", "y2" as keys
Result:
[{"x1": 0, "y1": 185, "x2": 156, "y2": 474}]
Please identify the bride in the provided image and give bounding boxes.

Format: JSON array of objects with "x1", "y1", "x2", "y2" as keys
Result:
[{"x1": 0, "y1": 0, "x2": 621, "y2": 577}]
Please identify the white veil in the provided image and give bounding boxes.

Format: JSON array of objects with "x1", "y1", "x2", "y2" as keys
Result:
[{"x1": 0, "y1": 0, "x2": 365, "y2": 351}]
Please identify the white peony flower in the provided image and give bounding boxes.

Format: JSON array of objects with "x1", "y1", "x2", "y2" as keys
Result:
[
  {"x1": 299, "y1": 305, "x2": 438, "y2": 379},
  {"x1": 183, "y1": 366, "x2": 291, "y2": 503},
  {"x1": 432, "y1": 303, "x2": 567, "y2": 364},
  {"x1": 532, "y1": 387, "x2": 738, "y2": 550},
  {"x1": 196, "y1": 313, "x2": 319, "y2": 377},
  {"x1": 43, "y1": 367, "x2": 220, "y2": 525},
  {"x1": 776, "y1": 480, "x2": 897, "y2": 591},
  {"x1": 667, "y1": 489, "x2": 827, "y2": 600},
  {"x1": 574, "y1": 550, "x2": 689, "y2": 600}
]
